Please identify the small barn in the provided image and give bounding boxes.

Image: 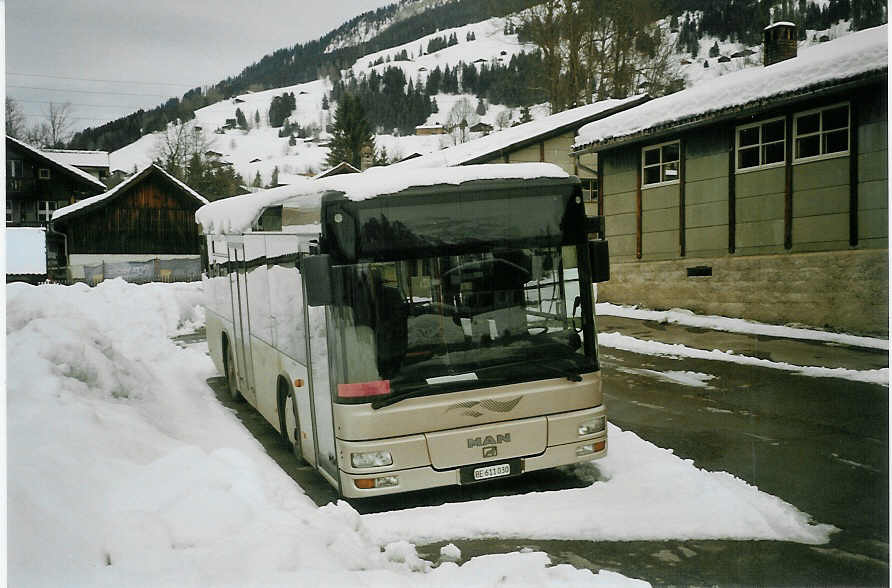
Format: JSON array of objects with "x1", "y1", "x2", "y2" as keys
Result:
[{"x1": 51, "y1": 164, "x2": 209, "y2": 283}]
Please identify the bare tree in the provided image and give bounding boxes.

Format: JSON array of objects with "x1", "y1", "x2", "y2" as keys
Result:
[
  {"x1": 5, "y1": 97, "x2": 27, "y2": 139},
  {"x1": 45, "y1": 102, "x2": 74, "y2": 147},
  {"x1": 496, "y1": 108, "x2": 513, "y2": 130},
  {"x1": 517, "y1": 0, "x2": 565, "y2": 111},
  {"x1": 444, "y1": 97, "x2": 479, "y2": 145},
  {"x1": 153, "y1": 121, "x2": 213, "y2": 179}
]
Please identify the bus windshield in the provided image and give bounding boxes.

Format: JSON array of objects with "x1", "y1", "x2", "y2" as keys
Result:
[{"x1": 326, "y1": 245, "x2": 597, "y2": 405}]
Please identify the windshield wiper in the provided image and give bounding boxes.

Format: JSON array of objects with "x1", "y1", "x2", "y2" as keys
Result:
[{"x1": 370, "y1": 376, "x2": 499, "y2": 410}]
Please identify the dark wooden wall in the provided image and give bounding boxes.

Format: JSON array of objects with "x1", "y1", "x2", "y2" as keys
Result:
[{"x1": 60, "y1": 174, "x2": 201, "y2": 255}]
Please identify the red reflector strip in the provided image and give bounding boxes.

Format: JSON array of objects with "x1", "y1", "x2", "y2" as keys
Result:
[{"x1": 338, "y1": 380, "x2": 391, "y2": 398}]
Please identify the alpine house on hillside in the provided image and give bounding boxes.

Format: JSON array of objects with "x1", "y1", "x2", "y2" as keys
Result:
[
  {"x1": 391, "y1": 95, "x2": 649, "y2": 205},
  {"x1": 51, "y1": 164, "x2": 210, "y2": 283},
  {"x1": 572, "y1": 24, "x2": 888, "y2": 335}
]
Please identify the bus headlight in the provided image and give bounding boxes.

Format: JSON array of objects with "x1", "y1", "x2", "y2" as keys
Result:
[
  {"x1": 351, "y1": 450, "x2": 393, "y2": 468},
  {"x1": 578, "y1": 416, "x2": 606, "y2": 436}
]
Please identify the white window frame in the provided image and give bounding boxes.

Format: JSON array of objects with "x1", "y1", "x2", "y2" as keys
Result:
[
  {"x1": 641, "y1": 140, "x2": 681, "y2": 188},
  {"x1": 38, "y1": 167, "x2": 51, "y2": 180},
  {"x1": 793, "y1": 102, "x2": 850, "y2": 164},
  {"x1": 735, "y1": 116, "x2": 786, "y2": 173},
  {"x1": 38, "y1": 200, "x2": 60, "y2": 223}
]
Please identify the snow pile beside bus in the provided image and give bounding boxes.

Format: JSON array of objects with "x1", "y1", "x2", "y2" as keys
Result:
[{"x1": 6, "y1": 279, "x2": 643, "y2": 587}]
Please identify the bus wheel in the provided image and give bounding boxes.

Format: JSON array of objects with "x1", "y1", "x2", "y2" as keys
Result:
[
  {"x1": 224, "y1": 340, "x2": 243, "y2": 402},
  {"x1": 278, "y1": 379, "x2": 305, "y2": 465}
]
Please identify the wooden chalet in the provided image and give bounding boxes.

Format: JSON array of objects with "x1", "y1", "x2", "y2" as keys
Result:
[
  {"x1": 51, "y1": 164, "x2": 209, "y2": 278},
  {"x1": 6, "y1": 136, "x2": 107, "y2": 227}
]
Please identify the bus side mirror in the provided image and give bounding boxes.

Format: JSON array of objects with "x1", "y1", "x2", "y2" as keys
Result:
[
  {"x1": 302, "y1": 254, "x2": 333, "y2": 306},
  {"x1": 589, "y1": 240, "x2": 610, "y2": 283}
]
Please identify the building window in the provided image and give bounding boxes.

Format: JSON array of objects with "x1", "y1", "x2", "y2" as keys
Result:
[
  {"x1": 7, "y1": 159, "x2": 24, "y2": 177},
  {"x1": 38, "y1": 167, "x2": 51, "y2": 180},
  {"x1": 6, "y1": 200, "x2": 12, "y2": 223},
  {"x1": 642, "y1": 141, "x2": 680, "y2": 187},
  {"x1": 794, "y1": 103, "x2": 850, "y2": 162},
  {"x1": 736, "y1": 117, "x2": 785, "y2": 171},
  {"x1": 38, "y1": 200, "x2": 62, "y2": 223}
]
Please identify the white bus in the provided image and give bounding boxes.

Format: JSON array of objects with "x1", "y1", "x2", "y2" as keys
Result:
[{"x1": 197, "y1": 163, "x2": 610, "y2": 498}]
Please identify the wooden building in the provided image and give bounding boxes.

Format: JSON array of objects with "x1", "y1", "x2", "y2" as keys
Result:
[
  {"x1": 6, "y1": 136, "x2": 107, "y2": 227},
  {"x1": 571, "y1": 25, "x2": 888, "y2": 334},
  {"x1": 51, "y1": 164, "x2": 209, "y2": 281}
]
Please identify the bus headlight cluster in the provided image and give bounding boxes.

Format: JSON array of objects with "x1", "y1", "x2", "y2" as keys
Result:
[
  {"x1": 578, "y1": 416, "x2": 606, "y2": 436},
  {"x1": 350, "y1": 450, "x2": 393, "y2": 468},
  {"x1": 576, "y1": 440, "x2": 606, "y2": 457},
  {"x1": 354, "y1": 476, "x2": 399, "y2": 489}
]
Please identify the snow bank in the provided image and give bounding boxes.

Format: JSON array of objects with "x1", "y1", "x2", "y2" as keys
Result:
[
  {"x1": 597, "y1": 302, "x2": 889, "y2": 350},
  {"x1": 363, "y1": 422, "x2": 836, "y2": 546},
  {"x1": 598, "y1": 331, "x2": 889, "y2": 386},
  {"x1": 575, "y1": 24, "x2": 888, "y2": 149},
  {"x1": 7, "y1": 279, "x2": 645, "y2": 587}
]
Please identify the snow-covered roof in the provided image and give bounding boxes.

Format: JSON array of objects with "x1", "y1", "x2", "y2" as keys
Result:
[
  {"x1": 7, "y1": 136, "x2": 107, "y2": 190},
  {"x1": 392, "y1": 95, "x2": 648, "y2": 170},
  {"x1": 196, "y1": 162, "x2": 570, "y2": 235},
  {"x1": 6, "y1": 228, "x2": 47, "y2": 275},
  {"x1": 40, "y1": 148, "x2": 109, "y2": 169},
  {"x1": 574, "y1": 25, "x2": 888, "y2": 151},
  {"x1": 313, "y1": 161, "x2": 360, "y2": 179},
  {"x1": 53, "y1": 164, "x2": 209, "y2": 222},
  {"x1": 765, "y1": 21, "x2": 796, "y2": 29}
]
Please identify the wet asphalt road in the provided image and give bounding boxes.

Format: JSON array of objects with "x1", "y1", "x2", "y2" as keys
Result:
[{"x1": 191, "y1": 318, "x2": 889, "y2": 586}]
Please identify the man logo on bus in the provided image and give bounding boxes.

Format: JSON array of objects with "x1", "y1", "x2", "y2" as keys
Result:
[
  {"x1": 482, "y1": 446, "x2": 498, "y2": 458},
  {"x1": 467, "y1": 433, "x2": 511, "y2": 448}
]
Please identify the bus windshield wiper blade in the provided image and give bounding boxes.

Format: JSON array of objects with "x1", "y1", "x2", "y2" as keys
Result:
[{"x1": 371, "y1": 376, "x2": 498, "y2": 410}]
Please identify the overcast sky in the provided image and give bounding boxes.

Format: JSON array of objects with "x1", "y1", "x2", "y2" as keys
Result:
[{"x1": 6, "y1": 0, "x2": 397, "y2": 134}]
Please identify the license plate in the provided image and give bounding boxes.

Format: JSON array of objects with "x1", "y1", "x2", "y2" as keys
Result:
[{"x1": 473, "y1": 463, "x2": 511, "y2": 481}]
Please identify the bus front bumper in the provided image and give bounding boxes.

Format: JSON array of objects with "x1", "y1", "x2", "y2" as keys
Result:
[{"x1": 339, "y1": 428, "x2": 607, "y2": 499}]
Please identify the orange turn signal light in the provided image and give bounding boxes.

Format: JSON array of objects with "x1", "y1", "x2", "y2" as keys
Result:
[
  {"x1": 354, "y1": 478, "x2": 375, "y2": 489},
  {"x1": 294, "y1": 379, "x2": 304, "y2": 388},
  {"x1": 593, "y1": 440, "x2": 606, "y2": 452}
]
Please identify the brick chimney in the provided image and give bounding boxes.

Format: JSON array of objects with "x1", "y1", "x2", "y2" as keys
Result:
[{"x1": 763, "y1": 22, "x2": 797, "y2": 66}]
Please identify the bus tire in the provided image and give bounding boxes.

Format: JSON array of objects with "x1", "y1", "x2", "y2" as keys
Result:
[
  {"x1": 223, "y1": 338, "x2": 243, "y2": 402},
  {"x1": 278, "y1": 378, "x2": 305, "y2": 465}
]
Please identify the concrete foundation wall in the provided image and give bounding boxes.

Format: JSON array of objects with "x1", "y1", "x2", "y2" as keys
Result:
[{"x1": 598, "y1": 248, "x2": 889, "y2": 335}]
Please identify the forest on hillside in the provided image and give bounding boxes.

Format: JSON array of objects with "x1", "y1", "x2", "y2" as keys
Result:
[{"x1": 69, "y1": 0, "x2": 885, "y2": 152}]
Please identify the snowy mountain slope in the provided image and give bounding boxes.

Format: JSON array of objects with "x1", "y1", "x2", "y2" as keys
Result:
[
  {"x1": 324, "y1": 0, "x2": 460, "y2": 53},
  {"x1": 109, "y1": 4, "x2": 859, "y2": 191}
]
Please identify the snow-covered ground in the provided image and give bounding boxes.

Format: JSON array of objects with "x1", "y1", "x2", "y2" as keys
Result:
[{"x1": 8, "y1": 279, "x2": 842, "y2": 586}]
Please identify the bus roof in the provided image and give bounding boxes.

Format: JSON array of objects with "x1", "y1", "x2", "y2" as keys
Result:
[{"x1": 195, "y1": 162, "x2": 572, "y2": 235}]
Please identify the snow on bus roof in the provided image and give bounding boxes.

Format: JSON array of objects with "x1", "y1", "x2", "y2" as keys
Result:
[
  {"x1": 574, "y1": 24, "x2": 888, "y2": 151},
  {"x1": 196, "y1": 162, "x2": 569, "y2": 235}
]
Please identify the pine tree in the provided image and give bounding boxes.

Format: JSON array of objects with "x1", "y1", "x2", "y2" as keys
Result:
[
  {"x1": 254, "y1": 110, "x2": 261, "y2": 126},
  {"x1": 326, "y1": 93, "x2": 374, "y2": 169},
  {"x1": 235, "y1": 108, "x2": 248, "y2": 130},
  {"x1": 322, "y1": 95, "x2": 329, "y2": 110},
  {"x1": 476, "y1": 98, "x2": 487, "y2": 116},
  {"x1": 709, "y1": 41, "x2": 720, "y2": 58},
  {"x1": 270, "y1": 166, "x2": 279, "y2": 187},
  {"x1": 252, "y1": 171, "x2": 262, "y2": 187}
]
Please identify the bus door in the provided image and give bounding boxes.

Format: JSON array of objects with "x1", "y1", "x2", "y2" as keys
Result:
[
  {"x1": 303, "y1": 279, "x2": 340, "y2": 487},
  {"x1": 227, "y1": 241, "x2": 256, "y2": 404}
]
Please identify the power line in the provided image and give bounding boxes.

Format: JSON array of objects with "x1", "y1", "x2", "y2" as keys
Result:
[
  {"x1": 14, "y1": 98, "x2": 154, "y2": 109},
  {"x1": 8, "y1": 84, "x2": 176, "y2": 98},
  {"x1": 7, "y1": 71, "x2": 198, "y2": 88}
]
